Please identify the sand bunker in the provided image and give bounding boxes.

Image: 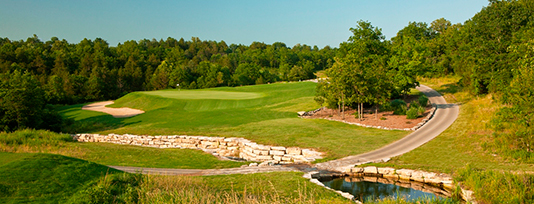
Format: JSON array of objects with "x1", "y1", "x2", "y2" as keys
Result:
[{"x1": 82, "y1": 101, "x2": 144, "y2": 118}]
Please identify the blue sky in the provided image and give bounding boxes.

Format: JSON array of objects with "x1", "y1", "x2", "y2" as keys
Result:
[{"x1": 1, "y1": 0, "x2": 489, "y2": 48}]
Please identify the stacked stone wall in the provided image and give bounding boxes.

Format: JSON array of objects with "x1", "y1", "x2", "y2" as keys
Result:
[
  {"x1": 306, "y1": 166, "x2": 477, "y2": 203},
  {"x1": 73, "y1": 134, "x2": 323, "y2": 164}
]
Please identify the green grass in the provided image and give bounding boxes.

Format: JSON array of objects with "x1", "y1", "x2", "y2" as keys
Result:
[
  {"x1": 138, "y1": 172, "x2": 351, "y2": 204},
  {"x1": 0, "y1": 152, "x2": 126, "y2": 203},
  {"x1": 73, "y1": 142, "x2": 244, "y2": 169},
  {"x1": 0, "y1": 152, "x2": 350, "y2": 204},
  {"x1": 139, "y1": 89, "x2": 264, "y2": 100},
  {"x1": 0, "y1": 129, "x2": 245, "y2": 169},
  {"x1": 59, "y1": 82, "x2": 409, "y2": 160}
]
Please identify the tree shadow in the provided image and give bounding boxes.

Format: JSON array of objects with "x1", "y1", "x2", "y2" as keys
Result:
[
  {"x1": 437, "y1": 83, "x2": 462, "y2": 95},
  {"x1": 57, "y1": 104, "x2": 142, "y2": 133}
]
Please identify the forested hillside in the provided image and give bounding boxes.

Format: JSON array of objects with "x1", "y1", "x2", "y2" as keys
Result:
[{"x1": 0, "y1": 37, "x2": 335, "y2": 104}]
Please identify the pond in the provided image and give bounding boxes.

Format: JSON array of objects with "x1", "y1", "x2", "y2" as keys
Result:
[{"x1": 320, "y1": 176, "x2": 453, "y2": 202}]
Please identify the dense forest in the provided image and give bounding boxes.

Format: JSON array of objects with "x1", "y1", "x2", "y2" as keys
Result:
[{"x1": 0, "y1": 36, "x2": 335, "y2": 104}]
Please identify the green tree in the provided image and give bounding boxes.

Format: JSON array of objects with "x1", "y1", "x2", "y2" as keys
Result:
[
  {"x1": 0, "y1": 70, "x2": 45, "y2": 131},
  {"x1": 324, "y1": 20, "x2": 391, "y2": 120},
  {"x1": 150, "y1": 61, "x2": 172, "y2": 90}
]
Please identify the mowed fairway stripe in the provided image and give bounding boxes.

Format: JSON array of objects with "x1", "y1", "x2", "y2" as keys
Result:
[{"x1": 139, "y1": 90, "x2": 263, "y2": 100}]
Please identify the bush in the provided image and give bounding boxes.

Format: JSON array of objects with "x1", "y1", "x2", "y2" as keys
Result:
[
  {"x1": 418, "y1": 94, "x2": 429, "y2": 107},
  {"x1": 417, "y1": 105, "x2": 426, "y2": 115},
  {"x1": 406, "y1": 107, "x2": 419, "y2": 119},
  {"x1": 390, "y1": 99, "x2": 407, "y2": 115}
]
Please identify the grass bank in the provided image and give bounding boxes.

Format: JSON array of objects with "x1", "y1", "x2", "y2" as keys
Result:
[
  {"x1": 0, "y1": 129, "x2": 244, "y2": 169},
  {"x1": 59, "y1": 82, "x2": 409, "y2": 160},
  {"x1": 0, "y1": 152, "x2": 351, "y2": 203},
  {"x1": 0, "y1": 152, "x2": 133, "y2": 203},
  {"x1": 363, "y1": 76, "x2": 534, "y2": 203}
]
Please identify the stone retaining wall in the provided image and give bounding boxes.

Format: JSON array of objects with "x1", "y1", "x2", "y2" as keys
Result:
[
  {"x1": 305, "y1": 166, "x2": 477, "y2": 203},
  {"x1": 300, "y1": 106, "x2": 437, "y2": 131},
  {"x1": 73, "y1": 134, "x2": 323, "y2": 164},
  {"x1": 346, "y1": 166, "x2": 454, "y2": 190}
]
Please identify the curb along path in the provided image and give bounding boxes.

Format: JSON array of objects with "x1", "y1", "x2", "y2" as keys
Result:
[{"x1": 109, "y1": 165, "x2": 298, "y2": 176}]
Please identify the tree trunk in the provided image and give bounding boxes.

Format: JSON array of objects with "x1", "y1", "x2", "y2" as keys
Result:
[
  {"x1": 359, "y1": 103, "x2": 362, "y2": 121},
  {"x1": 375, "y1": 106, "x2": 378, "y2": 120},
  {"x1": 341, "y1": 92, "x2": 345, "y2": 120},
  {"x1": 361, "y1": 103, "x2": 364, "y2": 120},
  {"x1": 337, "y1": 102, "x2": 341, "y2": 116}
]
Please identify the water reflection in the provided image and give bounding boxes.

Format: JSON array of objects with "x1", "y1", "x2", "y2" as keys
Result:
[{"x1": 321, "y1": 176, "x2": 446, "y2": 202}]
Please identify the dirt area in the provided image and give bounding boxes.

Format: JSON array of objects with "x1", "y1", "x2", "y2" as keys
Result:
[
  {"x1": 82, "y1": 101, "x2": 145, "y2": 118},
  {"x1": 304, "y1": 95, "x2": 432, "y2": 130}
]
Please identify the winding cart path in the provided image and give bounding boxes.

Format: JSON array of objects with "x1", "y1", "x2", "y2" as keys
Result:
[{"x1": 314, "y1": 85, "x2": 459, "y2": 171}]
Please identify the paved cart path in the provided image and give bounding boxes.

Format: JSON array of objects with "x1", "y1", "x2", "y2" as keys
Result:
[{"x1": 314, "y1": 85, "x2": 459, "y2": 171}]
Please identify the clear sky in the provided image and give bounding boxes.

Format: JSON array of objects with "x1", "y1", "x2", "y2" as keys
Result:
[{"x1": 1, "y1": 0, "x2": 489, "y2": 48}]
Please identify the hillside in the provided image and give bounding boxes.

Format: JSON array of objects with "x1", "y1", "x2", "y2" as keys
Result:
[{"x1": 59, "y1": 82, "x2": 410, "y2": 160}]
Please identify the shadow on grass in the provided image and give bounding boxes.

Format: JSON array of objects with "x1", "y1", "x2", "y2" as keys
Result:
[
  {"x1": 437, "y1": 83, "x2": 462, "y2": 95},
  {"x1": 57, "y1": 103, "x2": 142, "y2": 134}
]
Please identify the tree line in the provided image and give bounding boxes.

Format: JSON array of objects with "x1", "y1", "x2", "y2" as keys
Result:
[{"x1": 0, "y1": 36, "x2": 335, "y2": 104}]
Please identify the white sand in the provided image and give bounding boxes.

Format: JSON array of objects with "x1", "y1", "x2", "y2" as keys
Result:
[{"x1": 82, "y1": 101, "x2": 144, "y2": 118}]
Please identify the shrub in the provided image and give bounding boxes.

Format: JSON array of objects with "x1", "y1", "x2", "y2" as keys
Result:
[
  {"x1": 417, "y1": 105, "x2": 426, "y2": 115},
  {"x1": 418, "y1": 94, "x2": 429, "y2": 107},
  {"x1": 406, "y1": 107, "x2": 419, "y2": 119},
  {"x1": 379, "y1": 102, "x2": 393, "y2": 112},
  {"x1": 390, "y1": 99, "x2": 407, "y2": 115}
]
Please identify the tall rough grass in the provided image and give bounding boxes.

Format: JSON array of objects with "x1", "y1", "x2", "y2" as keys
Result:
[
  {"x1": 455, "y1": 164, "x2": 534, "y2": 203},
  {"x1": 137, "y1": 174, "x2": 349, "y2": 204},
  {"x1": 0, "y1": 129, "x2": 81, "y2": 156},
  {"x1": 364, "y1": 197, "x2": 460, "y2": 204}
]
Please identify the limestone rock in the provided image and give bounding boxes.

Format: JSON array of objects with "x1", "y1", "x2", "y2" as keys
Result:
[
  {"x1": 377, "y1": 167, "x2": 395, "y2": 175},
  {"x1": 363, "y1": 166, "x2": 378, "y2": 174},
  {"x1": 286, "y1": 147, "x2": 302, "y2": 155},
  {"x1": 269, "y1": 150, "x2": 286, "y2": 156}
]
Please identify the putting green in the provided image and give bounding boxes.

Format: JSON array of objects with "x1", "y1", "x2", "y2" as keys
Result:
[{"x1": 139, "y1": 90, "x2": 263, "y2": 100}]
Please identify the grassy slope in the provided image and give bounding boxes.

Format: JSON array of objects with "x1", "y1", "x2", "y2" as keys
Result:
[
  {"x1": 138, "y1": 172, "x2": 351, "y2": 203},
  {"x1": 0, "y1": 152, "x2": 122, "y2": 203},
  {"x1": 59, "y1": 82, "x2": 409, "y2": 160},
  {"x1": 370, "y1": 77, "x2": 534, "y2": 173},
  {"x1": 0, "y1": 152, "x2": 350, "y2": 204},
  {"x1": 0, "y1": 129, "x2": 244, "y2": 169}
]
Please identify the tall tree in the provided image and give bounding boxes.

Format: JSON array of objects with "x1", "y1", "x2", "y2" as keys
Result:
[{"x1": 0, "y1": 70, "x2": 45, "y2": 131}]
